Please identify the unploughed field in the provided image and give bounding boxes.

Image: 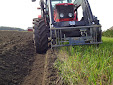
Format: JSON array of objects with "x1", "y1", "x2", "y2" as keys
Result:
[
  {"x1": 55, "y1": 37, "x2": 113, "y2": 85},
  {"x1": 0, "y1": 30, "x2": 113, "y2": 85}
]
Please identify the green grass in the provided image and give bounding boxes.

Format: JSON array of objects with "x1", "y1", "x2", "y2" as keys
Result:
[{"x1": 55, "y1": 37, "x2": 113, "y2": 85}]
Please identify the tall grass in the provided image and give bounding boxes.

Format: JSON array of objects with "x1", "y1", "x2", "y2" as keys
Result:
[{"x1": 55, "y1": 37, "x2": 113, "y2": 85}]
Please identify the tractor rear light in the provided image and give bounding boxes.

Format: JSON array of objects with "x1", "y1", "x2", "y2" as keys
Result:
[
  {"x1": 60, "y1": 13, "x2": 64, "y2": 18},
  {"x1": 68, "y1": 13, "x2": 73, "y2": 17}
]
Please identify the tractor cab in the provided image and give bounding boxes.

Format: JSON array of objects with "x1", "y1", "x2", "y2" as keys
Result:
[{"x1": 51, "y1": 0, "x2": 78, "y2": 22}]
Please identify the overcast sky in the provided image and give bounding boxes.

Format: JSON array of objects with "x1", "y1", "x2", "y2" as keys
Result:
[{"x1": 0, "y1": 0, "x2": 113, "y2": 31}]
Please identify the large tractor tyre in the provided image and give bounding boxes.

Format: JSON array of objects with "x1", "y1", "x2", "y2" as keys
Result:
[{"x1": 33, "y1": 18, "x2": 48, "y2": 54}]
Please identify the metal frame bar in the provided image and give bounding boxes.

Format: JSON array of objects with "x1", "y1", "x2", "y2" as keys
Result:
[
  {"x1": 50, "y1": 25, "x2": 102, "y2": 48},
  {"x1": 51, "y1": 25, "x2": 101, "y2": 30},
  {"x1": 52, "y1": 42, "x2": 102, "y2": 48}
]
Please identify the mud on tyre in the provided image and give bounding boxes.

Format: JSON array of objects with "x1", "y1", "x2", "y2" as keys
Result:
[{"x1": 33, "y1": 18, "x2": 48, "y2": 54}]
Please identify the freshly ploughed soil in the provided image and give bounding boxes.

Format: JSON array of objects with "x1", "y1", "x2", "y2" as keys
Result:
[{"x1": 0, "y1": 31, "x2": 60, "y2": 85}]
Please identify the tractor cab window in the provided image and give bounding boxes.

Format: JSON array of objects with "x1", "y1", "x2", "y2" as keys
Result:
[{"x1": 51, "y1": 0, "x2": 72, "y2": 8}]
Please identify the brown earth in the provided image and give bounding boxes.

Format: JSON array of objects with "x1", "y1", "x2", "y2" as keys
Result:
[
  {"x1": 0, "y1": 31, "x2": 60, "y2": 85},
  {"x1": 43, "y1": 49, "x2": 61, "y2": 85}
]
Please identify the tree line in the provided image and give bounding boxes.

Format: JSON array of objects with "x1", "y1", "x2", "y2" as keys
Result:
[{"x1": 0, "y1": 26, "x2": 25, "y2": 31}]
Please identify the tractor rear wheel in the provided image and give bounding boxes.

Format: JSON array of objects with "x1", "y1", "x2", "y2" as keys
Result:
[{"x1": 33, "y1": 18, "x2": 48, "y2": 54}]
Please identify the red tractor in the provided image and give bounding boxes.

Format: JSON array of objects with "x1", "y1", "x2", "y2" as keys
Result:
[{"x1": 32, "y1": 0, "x2": 102, "y2": 54}]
